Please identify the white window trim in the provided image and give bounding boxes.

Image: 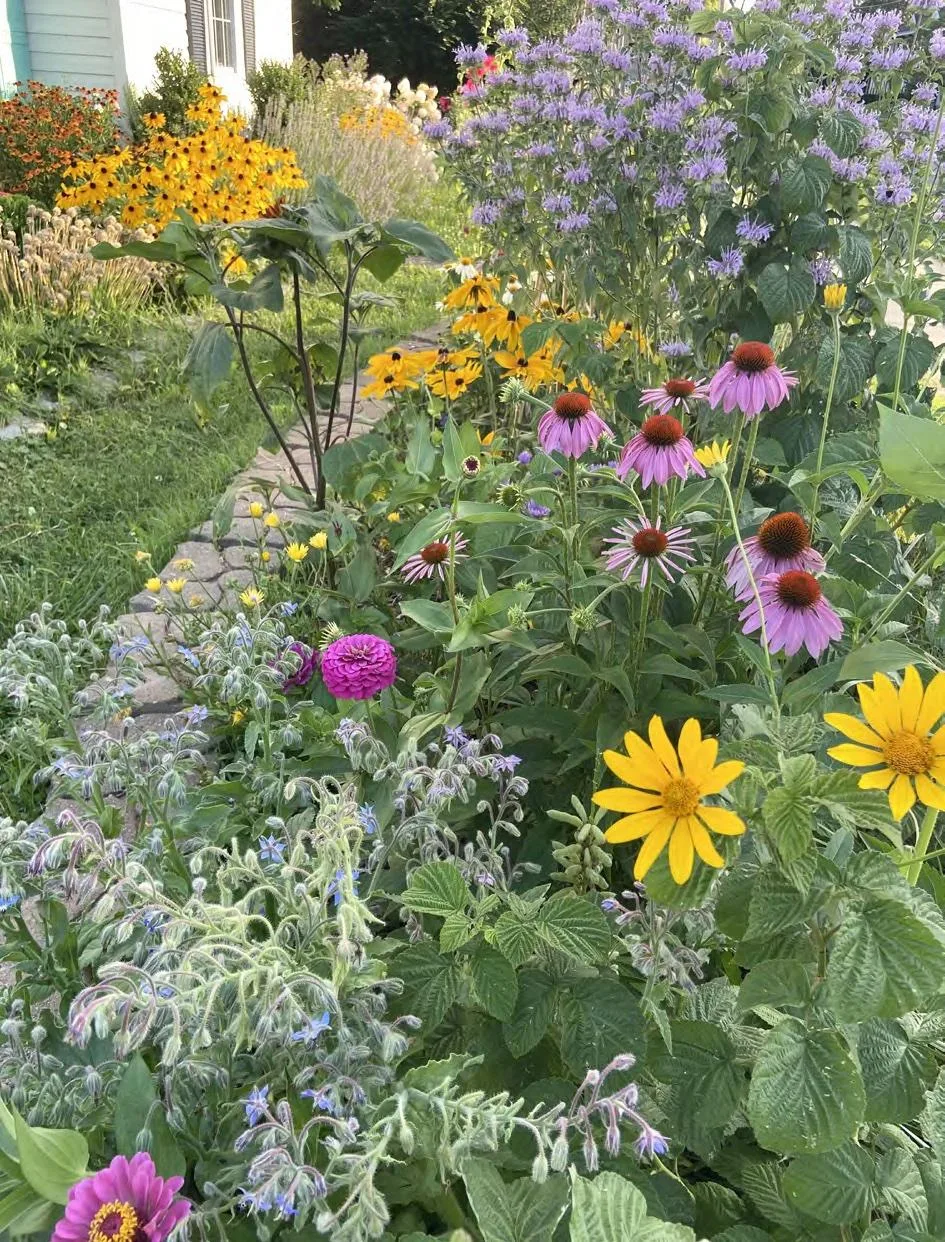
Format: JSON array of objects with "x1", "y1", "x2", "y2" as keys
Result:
[{"x1": 205, "y1": 0, "x2": 245, "y2": 79}]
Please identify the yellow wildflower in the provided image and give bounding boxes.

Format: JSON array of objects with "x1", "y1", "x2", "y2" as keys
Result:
[
  {"x1": 425, "y1": 362, "x2": 483, "y2": 400},
  {"x1": 173, "y1": 557, "x2": 195, "y2": 572},
  {"x1": 387, "y1": 512, "x2": 401, "y2": 523},
  {"x1": 694, "y1": 440, "x2": 732, "y2": 469},
  {"x1": 492, "y1": 347, "x2": 564, "y2": 392},
  {"x1": 145, "y1": 576, "x2": 162, "y2": 593},
  {"x1": 240, "y1": 587, "x2": 265, "y2": 607},
  {"x1": 249, "y1": 501, "x2": 265, "y2": 518},
  {"x1": 263, "y1": 512, "x2": 281, "y2": 529},
  {"x1": 286, "y1": 542, "x2": 309, "y2": 563},
  {"x1": 443, "y1": 274, "x2": 500, "y2": 310},
  {"x1": 231, "y1": 708, "x2": 246, "y2": 725},
  {"x1": 166, "y1": 578, "x2": 186, "y2": 594},
  {"x1": 310, "y1": 531, "x2": 328, "y2": 550},
  {"x1": 260, "y1": 550, "x2": 271, "y2": 564},
  {"x1": 824, "y1": 283, "x2": 847, "y2": 312},
  {"x1": 135, "y1": 550, "x2": 151, "y2": 563},
  {"x1": 188, "y1": 594, "x2": 205, "y2": 607}
]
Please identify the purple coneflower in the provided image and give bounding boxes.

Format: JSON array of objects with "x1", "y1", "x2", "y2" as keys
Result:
[
  {"x1": 401, "y1": 534, "x2": 468, "y2": 583},
  {"x1": 602, "y1": 517, "x2": 696, "y2": 586},
  {"x1": 739, "y1": 570, "x2": 842, "y2": 659},
  {"x1": 616, "y1": 414, "x2": 706, "y2": 488},
  {"x1": 537, "y1": 392, "x2": 613, "y2": 459},
  {"x1": 708, "y1": 341, "x2": 797, "y2": 419},
  {"x1": 640, "y1": 377, "x2": 709, "y2": 415},
  {"x1": 726, "y1": 511, "x2": 825, "y2": 600}
]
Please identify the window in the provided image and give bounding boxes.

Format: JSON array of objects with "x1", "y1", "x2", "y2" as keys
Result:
[{"x1": 209, "y1": 0, "x2": 236, "y2": 69}]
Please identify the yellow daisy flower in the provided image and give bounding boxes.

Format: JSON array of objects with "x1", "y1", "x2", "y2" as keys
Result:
[
  {"x1": 260, "y1": 550, "x2": 271, "y2": 564},
  {"x1": 825, "y1": 667, "x2": 945, "y2": 820},
  {"x1": 442, "y1": 274, "x2": 499, "y2": 310},
  {"x1": 231, "y1": 708, "x2": 246, "y2": 725},
  {"x1": 135, "y1": 550, "x2": 151, "y2": 563},
  {"x1": 240, "y1": 586, "x2": 265, "y2": 607},
  {"x1": 145, "y1": 576, "x2": 162, "y2": 593},
  {"x1": 285, "y1": 541, "x2": 309, "y2": 562},
  {"x1": 188, "y1": 594, "x2": 205, "y2": 607},
  {"x1": 173, "y1": 557, "x2": 195, "y2": 572},
  {"x1": 387, "y1": 512, "x2": 401, "y2": 523},
  {"x1": 694, "y1": 440, "x2": 732, "y2": 469},
  {"x1": 166, "y1": 577, "x2": 187, "y2": 594},
  {"x1": 592, "y1": 716, "x2": 746, "y2": 884},
  {"x1": 249, "y1": 501, "x2": 265, "y2": 518},
  {"x1": 263, "y1": 512, "x2": 281, "y2": 529},
  {"x1": 823, "y1": 283, "x2": 847, "y2": 312},
  {"x1": 310, "y1": 531, "x2": 328, "y2": 550}
]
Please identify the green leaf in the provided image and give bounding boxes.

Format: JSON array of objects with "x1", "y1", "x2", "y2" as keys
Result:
[
  {"x1": 462, "y1": 1158, "x2": 568, "y2": 1242},
  {"x1": 394, "y1": 943, "x2": 460, "y2": 1029},
  {"x1": 0, "y1": 1184, "x2": 58, "y2": 1237},
  {"x1": 748, "y1": 1019, "x2": 865, "y2": 1155},
  {"x1": 880, "y1": 407, "x2": 945, "y2": 502},
  {"x1": 13, "y1": 1112, "x2": 87, "y2": 1206},
  {"x1": 737, "y1": 959, "x2": 812, "y2": 1011},
  {"x1": 535, "y1": 892, "x2": 611, "y2": 963},
  {"x1": 837, "y1": 225, "x2": 873, "y2": 284},
  {"x1": 815, "y1": 330, "x2": 874, "y2": 402},
  {"x1": 840, "y1": 638, "x2": 932, "y2": 680},
  {"x1": 826, "y1": 898, "x2": 945, "y2": 1021},
  {"x1": 494, "y1": 909, "x2": 543, "y2": 967},
  {"x1": 559, "y1": 978, "x2": 644, "y2": 1078},
  {"x1": 877, "y1": 1148, "x2": 928, "y2": 1230},
  {"x1": 402, "y1": 1052, "x2": 477, "y2": 1091},
  {"x1": 405, "y1": 415, "x2": 436, "y2": 478},
  {"x1": 650, "y1": 1022, "x2": 745, "y2": 1140},
  {"x1": 439, "y1": 911, "x2": 475, "y2": 952},
  {"x1": 210, "y1": 263, "x2": 284, "y2": 311},
  {"x1": 382, "y1": 218, "x2": 454, "y2": 263},
  {"x1": 182, "y1": 321, "x2": 234, "y2": 407},
  {"x1": 858, "y1": 1019, "x2": 937, "y2": 1124},
  {"x1": 400, "y1": 861, "x2": 469, "y2": 917},
  {"x1": 359, "y1": 242, "x2": 406, "y2": 282},
  {"x1": 781, "y1": 155, "x2": 832, "y2": 214},
  {"x1": 399, "y1": 599, "x2": 455, "y2": 633},
  {"x1": 821, "y1": 111, "x2": 864, "y2": 158},
  {"x1": 921, "y1": 1068, "x2": 945, "y2": 1163},
  {"x1": 876, "y1": 333, "x2": 934, "y2": 395},
  {"x1": 745, "y1": 868, "x2": 820, "y2": 940},
  {"x1": 757, "y1": 260, "x2": 816, "y2": 323},
  {"x1": 114, "y1": 1055, "x2": 185, "y2": 1179},
  {"x1": 791, "y1": 212, "x2": 830, "y2": 251},
  {"x1": 569, "y1": 1171, "x2": 696, "y2": 1242},
  {"x1": 338, "y1": 541, "x2": 377, "y2": 604},
  {"x1": 469, "y1": 944, "x2": 519, "y2": 1021},
  {"x1": 762, "y1": 785, "x2": 813, "y2": 863},
  {"x1": 503, "y1": 969, "x2": 556, "y2": 1057},
  {"x1": 783, "y1": 1141, "x2": 876, "y2": 1224},
  {"x1": 393, "y1": 508, "x2": 451, "y2": 568},
  {"x1": 321, "y1": 431, "x2": 386, "y2": 493}
]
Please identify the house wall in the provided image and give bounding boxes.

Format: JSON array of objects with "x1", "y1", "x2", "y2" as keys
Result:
[
  {"x1": 116, "y1": 0, "x2": 187, "y2": 92},
  {"x1": 0, "y1": 0, "x2": 32, "y2": 94},
  {"x1": 22, "y1": 0, "x2": 118, "y2": 88},
  {"x1": 253, "y1": 0, "x2": 292, "y2": 66}
]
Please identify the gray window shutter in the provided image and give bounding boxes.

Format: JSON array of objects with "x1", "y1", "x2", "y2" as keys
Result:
[
  {"x1": 242, "y1": 0, "x2": 256, "y2": 75},
  {"x1": 186, "y1": 0, "x2": 208, "y2": 72}
]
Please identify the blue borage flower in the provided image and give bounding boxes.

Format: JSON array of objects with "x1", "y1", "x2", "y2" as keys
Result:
[{"x1": 290, "y1": 1011, "x2": 331, "y2": 1045}]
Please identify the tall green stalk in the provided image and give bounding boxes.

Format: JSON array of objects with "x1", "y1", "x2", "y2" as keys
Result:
[{"x1": 809, "y1": 310, "x2": 842, "y2": 540}]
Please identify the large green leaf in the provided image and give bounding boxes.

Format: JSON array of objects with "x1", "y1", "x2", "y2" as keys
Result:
[
  {"x1": 569, "y1": 1171, "x2": 696, "y2": 1242},
  {"x1": 748, "y1": 1019, "x2": 865, "y2": 1154},
  {"x1": 821, "y1": 112, "x2": 864, "y2": 159},
  {"x1": 879, "y1": 407, "x2": 945, "y2": 501},
  {"x1": 780, "y1": 155, "x2": 832, "y2": 214},
  {"x1": 559, "y1": 978, "x2": 644, "y2": 1077},
  {"x1": 859, "y1": 1019, "x2": 937, "y2": 1124},
  {"x1": 815, "y1": 330, "x2": 874, "y2": 402},
  {"x1": 400, "y1": 861, "x2": 469, "y2": 917},
  {"x1": 737, "y1": 959, "x2": 812, "y2": 1011},
  {"x1": 382, "y1": 218, "x2": 455, "y2": 263},
  {"x1": 114, "y1": 1055, "x2": 185, "y2": 1178},
  {"x1": 502, "y1": 969, "x2": 556, "y2": 1057},
  {"x1": 469, "y1": 944, "x2": 519, "y2": 1022},
  {"x1": 839, "y1": 639, "x2": 932, "y2": 680},
  {"x1": 757, "y1": 260, "x2": 816, "y2": 323},
  {"x1": 745, "y1": 868, "x2": 821, "y2": 940},
  {"x1": 535, "y1": 892, "x2": 611, "y2": 963},
  {"x1": 783, "y1": 1141, "x2": 876, "y2": 1224},
  {"x1": 837, "y1": 225, "x2": 873, "y2": 284},
  {"x1": 650, "y1": 1022, "x2": 745, "y2": 1144},
  {"x1": 210, "y1": 263, "x2": 284, "y2": 312},
  {"x1": 876, "y1": 332, "x2": 934, "y2": 395},
  {"x1": 877, "y1": 1148, "x2": 929, "y2": 1229},
  {"x1": 182, "y1": 321, "x2": 234, "y2": 407},
  {"x1": 462, "y1": 1158, "x2": 568, "y2": 1242},
  {"x1": 921, "y1": 1069, "x2": 945, "y2": 1164},
  {"x1": 394, "y1": 943, "x2": 461, "y2": 1028},
  {"x1": 13, "y1": 1112, "x2": 87, "y2": 1206},
  {"x1": 493, "y1": 910, "x2": 543, "y2": 967}
]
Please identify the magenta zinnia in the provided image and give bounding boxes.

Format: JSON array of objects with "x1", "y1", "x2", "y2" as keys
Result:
[
  {"x1": 537, "y1": 392, "x2": 613, "y2": 459},
  {"x1": 640, "y1": 377, "x2": 709, "y2": 415},
  {"x1": 616, "y1": 414, "x2": 706, "y2": 488},
  {"x1": 320, "y1": 633, "x2": 397, "y2": 700},
  {"x1": 401, "y1": 533, "x2": 468, "y2": 583},
  {"x1": 602, "y1": 517, "x2": 696, "y2": 586},
  {"x1": 726, "y1": 511, "x2": 825, "y2": 600},
  {"x1": 52, "y1": 1152, "x2": 190, "y2": 1242},
  {"x1": 739, "y1": 569, "x2": 843, "y2": 659},
  {"x1": 708, "y1": 341, "x2": 797, "y2": 419}
]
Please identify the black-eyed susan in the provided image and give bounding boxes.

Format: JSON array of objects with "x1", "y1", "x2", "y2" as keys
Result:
[
  {"x1": 443, "y1": 274, "x2": 499, "y2": 310},
  {"x1": 694, "y1": 439, "x2": 731, "y2": 469},
  {"x1": 825, "y1": 667, "x2": 945, "y2": 819},
  {"x1": 592, "y1": 716, "x2": 745, "y2": 884}
]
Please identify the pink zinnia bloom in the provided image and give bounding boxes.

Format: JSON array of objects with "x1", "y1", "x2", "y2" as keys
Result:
[
  {"x1": 282, "y1": 641, "x2": 319, "y2": 691},
  {"x1": 726, "y1": 511, "x2": 825, "y2": 600},
  {"x1": 321, "y1": 633, "x2": 397, "y2": 700},
  {"x1": 640, "y1": 377, "x2": 709, "y2": 415},
  {"x1": 401, "y1": 533, "x2": 468, "y2": 583},
  {"x1": 52, "y1": 1152, "x2": 190, "y2": 1242},
  {"x1": 537, "y1": 392, "x2": 613, "y2": 459},
  {"x1": 602, "y1": 516, "x2": 696, "y2": 587},
  {"x1": 708, "y1": 341, "x2": 797, "y2": 419},
  {"x1": 739, "y1": 570, "x2": 842, "y2": 659},
  {"x1": 616, "y1": 413, "x2": 706, "y2": 487}
]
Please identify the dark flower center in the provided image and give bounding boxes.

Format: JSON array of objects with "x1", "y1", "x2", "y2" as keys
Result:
[
  {"x1": 641, "y1": 413, "x2": 684, "y2": 446},
  {"x1": 663, "y1": 378, "x2": 696, "y2": 398},
  {"x1": 421, "y1": 541, "x2": 450, "y2": 564},
  {"x1": 507, "y1": 309, "x2": 518, "y2": 322},
  {"x1": 776, "y1": 570, "x2": 821, "y2": 608},
  {"x1": 517, "y1": 355, "x2": 527, "y2": 367},
  {"x1": 554, "y1": 392, "x2": 592, "y2": 421},
  {"x1": 383, "y1": 373, "x2": 395, "y2": 384},
  {"x1": 732, "y1": 341, "x2": 775, "y2": 373},
  {"x1": 632, "y1": 527, "x2": 669, "y2": 557},
  {"x1": 391, "y1": 351, "x2": 402, "y2": 361},
  {"x1": 758, "y1": 511, "x2": 810, "y2": 558}
]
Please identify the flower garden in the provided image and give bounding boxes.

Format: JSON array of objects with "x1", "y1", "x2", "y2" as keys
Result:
[{"x1": 5, "y1": 2, "x2": 945, "y2": 1240}]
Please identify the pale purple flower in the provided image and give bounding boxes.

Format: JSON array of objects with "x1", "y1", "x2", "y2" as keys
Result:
[
  {"x1": 736, "y1": 217, "x2": 774, "y2": 244},
  {"x1": 725, "y1": 511, "x2": 825, "y2": 600},
  {"x1": 282, "y1": 641, "x2": 318, "y2": 691},
  {"x1": 739, "y1": 570, "x2": 843, "y2": 659},
  {"x1": 320, "y1": 634, "x2": 396, "y2": 700},
  {"x1": 707, "y1": 246, "x2": 745, "y2": 279},
  {"x1": 660, "y1": 341, "x2": 692, "y2": 358},
  {"x1": 517, "y1": 450, "x2": 533, "y2": 465},
  {"x1": 602, "y1": 517, "x2": 696, "y2": 586},
  {"x1": 708, "y1": 342, "x2": 797, "y2": 419},
  {"x1": 401, "y1": 533, "x2": 468, "y2": 583},
  {"x1": 727, "y1": 48, "x2": 768, "y2": 70},
  {"x1": 809, "y1": 255, "x2": 835, "y2": 284},
  {"x1": 258, "y1": 834, "x2": 286, "y2": 864},
  {"x1": 523, "y1": 499, "x2": 552, "y2": 517},
  {"x1": 640, "y1": 377, "x2": 709, "y2": 414},
  {"x1": 52, "y1": 1154, "x2": 190, "y2": 1242},
  {"x1": 538, "y1": 392, "x2": 613, "y2": 458},
  {"x1": 244, "y1": 1085, "x2": 269, "y2": 1125},
  {"x1": 932, "y1": 29, "x2": 945, "y2": 59},
  {"x1": 616, "y1": 414, "x2": 706, "y2": 487}
]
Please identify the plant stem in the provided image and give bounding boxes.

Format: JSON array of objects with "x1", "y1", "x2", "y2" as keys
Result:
[
  {"x1": 631, "y1": 574, "x2": 654, "y2": 681},
  {"x1": 292, "y1": 271, "x2": 326, "y2": 505},
  {"x1": 732, "y1": 416, "x2": 760, "y2": 520},
  {"x1": 810, "y1": 311, "x2": 842, "y2": 540},
  {"x1": 863, "y1": 543, "x2": 940, "y2": 640},
  {"x1": 567, "y1": 457, "x2": 579, "y2": 530},
  {"x1": 907, "y1": 806, "x2": 938, "y2": 885}
]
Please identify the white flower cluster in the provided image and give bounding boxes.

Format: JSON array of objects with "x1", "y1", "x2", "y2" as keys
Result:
[{"x1": 362, "y1": 73, "x2": 441, "y2": 130}]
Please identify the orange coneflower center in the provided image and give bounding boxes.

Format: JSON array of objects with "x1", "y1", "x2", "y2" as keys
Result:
[
  {"x1": 632, "y1": 527, "x2": 669, "y2": 557},
  {"x1": 662, "y1": 777, "x2": 701, "y2": 816},
  {"x1": 420, "y1": 541, "x2": 450, "y2": 564},
  {"x1": 663, "y1": 378, "x2": 696, "y2": 398},
  {"x1": 776, "y1": 570, "x2": 821, "y2": 608},
  {"x1": 554, "y1": 392, "x2": 593, "y2": 421},
  {"x1": 89, "y1": 1202, "x2": 139, "y2": 1242},
  {"x1": 641, "y1": 413, "x2": 684, "y2": 446},
  {"x1": 732, "y1": 341, "x2": 775, "y2": 373},
  {"x1": 758, "y1": 511, "x2": 810, "y2": 558},
  {"x1": 882, "y1": 731, "x2": 933, "y2": 775}
]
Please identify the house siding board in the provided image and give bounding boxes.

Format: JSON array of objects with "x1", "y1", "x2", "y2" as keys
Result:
[
  {"x1": 253, "y1": 0, "x2": 291, "y2": 64},
  {"x1": 23, "y1": 0, "x2": 118, "y2": 88},
  {"x1": 116, "y1": 0, "x2": 187, "y2": 91}
]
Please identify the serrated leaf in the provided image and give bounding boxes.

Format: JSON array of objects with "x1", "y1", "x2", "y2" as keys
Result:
[
  {"x1": 569, "y1": 1170, "x2": 697, "y2": 1242},
  {"x1": 462, "y1": 1158, "x2": 568, "y2": 1242},
  {"x1": 748, "y1": 1018, "x2": 865, "y2": 1155},
  {"x1": 745, "y1": 868, "x2": 821, "y2": 939},
  {"x1": 737, "y1": 959, "x2": 812, "y2": 1011},
  {"x1": 858, "y1": 1019, "x2": 937, "y2": 1124},
  {"x1": 394, "y1": 943, "x2": 460, "y2": 1029},
  {"x1": 781, "y1": 155, "x2": 832, "y2": 213},
  {"x1": 402, "y1": 1052, "x2": 477, "y2": 1091},
  {"x1": 821, "y1": 111, "x2": 864, "y2": 159},
  {"x1": 757, "y1": 260, "x2": 816, "y2": 323},
  {"x1": 503, "y1": 969, "x2": 556, "y2": 1057},
  {"x1": 762, "y1": 786, "x2": 813, "y2": 863},
  {"x1": 400, "y1": 862, "x2": 469, "y2": 917},
  {"x1": 439, "y1": 912, "x2": 475, "y2": 952},
  {"x1": 876, "y1": 333, "x2": 934, "y2": 395},
  {"x1": 559, "y1": 978, "x2": 644, "y2": 1077},
  {"x1": 815, "y1": 330, "x2": 874, "y2": 402},
  {"x1": 921, "y1": 1069, "x2": 945, "y2": 1164},
  {"x1": 469, "y1": 944, "x2": 518, "y2": 1021},
  {"x1": 494, "y1": 910, "x2": 542, "y2": 967},
  {"x1": 837, "y1": 225, "x2": 873, "y2": 284},
  {"x1": 535, "y1": 892, "x2": 611, "y2": 963},
  {"x1": 877, "y1": 1148, "x2": 928, "y2": 1230},
  {"x1": 791, "y1": 212, "x2": 830, "y2": 251},
  {"x1": 651, "y1": 1021, "x2": 745, "y2": 1142},
  {"x1": 784, "y1": 1141, "x2": 876, "y2": 1224}
]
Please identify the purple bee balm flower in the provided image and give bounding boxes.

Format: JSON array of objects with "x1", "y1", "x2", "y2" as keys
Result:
[
  {"x1": 640, "y1": 377, "x2": 709, "y2": 415},
  {"x1": 736, "y1": 216, "x2": 774, "y2": 244},
  {"x1": 282, "y1": 641, "x2": 318, "y2": 691},
  {"x1": 52, "y1": 1153, "x2": 190, "y2": 1242},
  {"x1": 538, "y1": 392, "x2": 613, "y2": 459},
  {"x1": 602, "y1": 517, "x2": 696, "y2": 587},
  {"x1": 660, "y1": 340, "x2": 692, "y2": 358},
  {"x1": 726, "y1": 511, "x2": 826, "y2": 600},
  {"x1": 932, "y1": 29, "x2": 945, "y2": 59},
  {"x1": 706, "y1": 246, "x2": 745, "y2": 279},
  {"x1": 401, "y1": 533, "x2": 468, "y2": 583},
  {"x1": 616, "y1": 414, "x2": 706, "y2": 488},
  {"x1": 727, "y1": 47, "x2": 768, "y2": 70},
  {"x1": 740, "y1": 570, "x2": 842, "y2": 659},
  {"x1": 708, "y1": 341, "x2": 797, "y2": 419},
  {"x1": 320, "y1": 634, "x2": 397, "y2": 701}
]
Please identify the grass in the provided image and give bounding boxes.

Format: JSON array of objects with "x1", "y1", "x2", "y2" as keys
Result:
[{"x1": 0, "y1": 258, "x2": 447, "y2": 639}]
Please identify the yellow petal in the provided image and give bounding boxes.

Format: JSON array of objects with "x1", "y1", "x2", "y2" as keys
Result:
[
  {"x1": 689, "y1": 817, "x2": 726, "y2": 868},
  {"x1": 823, "y1": 712, "x2": 885, "y2": 749},
  {"x1": 857, "y1": 681, "x2": 894, "y2": 739},
  {"x1": 872, "y1": 673, "x2": 902, "y2": 733},
  {"x1": 592, "y1": 787, "x2": 663, "y2": 813},
  {"x1": 676, "y1": 718, "x2": 703, "y2": 774},
  {"x1": 633, "y1": 819, "x2": 674, "y2": 880},
  {"x1": 899, "y1": 665, "x2": 924, "y2": 732},
  {"x1": 648, "y1": 716, "x2": 681, "y2": 777},
  {"x1": 684, "y1": 736, "x2": 719, "y2": 784},
  {"x1": 858, "y1": 768, "x2": 895, "y2": 790},
  {"x1": 624, "y1": 730, "x2": 675, "y2": 787},
  {"x1": 605, "y1": 808, "x2": 671, "y2": 843},
  {"x1": 699, "y1": 760, "x2": 745, "y2": 795},
  {"x1": 929, "y1": 725, "x2": 945, "y2": 757},
  {"x1": 888, "y1": 774, "x2": 916, "y2": 820},
  {"x1": 602, "y1": 744, "x2": 664, "y2": 792},
  {"x1": 827, "y1": 743, "x2": 885, "y2": 767},
  {"x1": 916, "y1": 671, "x2": 945, "y2": 736},
  {"x1": 697, "y1": 805, "x2": 746, "y2": 836},
  {"x1": 915, "y1": 774, "x2": 945, "y2": 812},
  {"x1": 668, "y1": 820, "x2": 694, "y2": 884}
]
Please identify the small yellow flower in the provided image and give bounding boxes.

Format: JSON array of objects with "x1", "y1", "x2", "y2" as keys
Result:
[
  {"x1": 188, "y1": 594, "x2": 205, "y2": 607},
  {"x1": 824, "y1": 283, "x2": 847, "y2": 312},
  {"x1": 173, "y1": 557, "x2": 195, "y2": 572},
  {"x1": 166, "y1": 577, "x2": 187, "y2": 594},
  {"x1": 231, "y1": 708, "x2": 246, "y2": 725},
  {"x1": 240, "y1": 586, "x2": 265, "y2": 607},
  {"x1": 286, "y1": 542, "x2": 309, "y2": 563},
  {"x1": 145, "y1": 576, "x2": 162, "y2": 593},
  {"x1": 135, "y1": 550, "x2": 151, "y2": 563},
  {"x1": 310, "y1": 531, "x2": 328, "y2": 550},
  {"x1": 260, "y1": 550, "x2": 271, "y2": 564},
  {"x1": 694, "y1": 440, "x2": 732, "y2": 469},
  {"x1": 249, "y1": 501, "x2": 265, "y2": 518},
  {"x1": 387, "y1": 512, "x2": 401, "y2": 523},
  {"x1": 263, "y1": 512, "x2": 281, "y2": 529}
]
